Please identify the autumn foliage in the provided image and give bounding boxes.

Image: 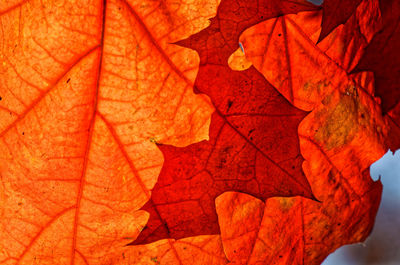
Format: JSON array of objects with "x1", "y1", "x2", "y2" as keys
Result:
[{"x1": 0, "y1": 0, "x2": 399, "y2": 264}]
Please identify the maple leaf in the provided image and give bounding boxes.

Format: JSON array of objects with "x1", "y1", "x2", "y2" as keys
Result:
[
  {"x1": 133, "y1": 69, "x2": 313, "y2": 244},
  {"x1": 0, "y1": 0, "x2": 396, "y2": 264},
  {"x1": 0, "y1": 0, "x2": 218, "y2": 263},
  {"x1": 352, "y1": 0, "x2": 400, "y2": 115},
  {"x1": 219, "y1": 0, "x2": 390, "y2": 263},
  {"x1": 129, "y1": 0, "x2": 319, "y2": 246},
  {"x1": 316, "y1": 0, "x2": 382, "y2": 72},
  {"x1": 237, "y1": 0, "x2": 382, "y2": 110},
  {"x1": 318, "y1": 0, "x2": 363, "y2": 42},
  {"x1": 215, "y1": 179, "x2": 381, "y2": 265}
]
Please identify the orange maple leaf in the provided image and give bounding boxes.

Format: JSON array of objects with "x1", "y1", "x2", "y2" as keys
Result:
[
  {"x1": 0, "y1": 0, "x2": 217, "y2": 263},
  {"x1": 0, "y1": 0, "x2": 397, "y2": 264}
]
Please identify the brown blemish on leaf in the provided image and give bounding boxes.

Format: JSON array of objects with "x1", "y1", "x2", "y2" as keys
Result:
[
  {"x1": 321, "y1": 94, "x2": 332, "y2": 106},
  {"x1": 277, "y1": 197, "x2": 294, "y2": 211},
  {"x1": 314, "y1": 89, "x2": 369, "y2": 150},
  {"x1": 151, "y1": 256, "x2": 160, "y2": 264},
  {"x1": 303, "y1": 80, "x2": 331, "y2": 93},
  {"x1": 315, "y1": 96, "x2": 357, "y2": 149}
]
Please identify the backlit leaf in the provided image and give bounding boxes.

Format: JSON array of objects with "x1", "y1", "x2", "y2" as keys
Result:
[{"x1": 0, "y1": 0, "x2": 218, "y2": 263}]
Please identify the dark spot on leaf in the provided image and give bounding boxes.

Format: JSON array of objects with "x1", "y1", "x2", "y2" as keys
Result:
[
  {"x1": 66, "y1": 78, "x2": 70, "y2": 83},
  {"x1": 279, "y1": 255, "x2": 283, "y2": 258},
  {"x1": 0, "y1": 96, "x2": 2, "y2": 100},
  {"x1": 227, "y1": 99, "x2": 233, "y2": 110},
  {"x1": 278, "y1": 33, "x2": 282, "y2": 36},
  {"x1": 218, "y1": 157, "x2": 227, "y2": 168},
  {"x1": 22, "y1": 132, "x2": 24, "y2": 135},
  {"x1": 151, "y1": 257, "x2": 159, "y2": 264}
]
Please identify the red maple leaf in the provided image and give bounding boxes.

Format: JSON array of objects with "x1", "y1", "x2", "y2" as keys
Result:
[
  {"x1": 351, "y1": 0, "x2": 400, "y2": 150},
  {"x1": 214, "y1": 1, "x2": 388, "y2": 263},
  {"x1": 130, "y1": 0, "x2": 319, "y2": 245},
  {"x1": 0, "y1": 0, "x2": 397, "y2": 264},
  {"x1": 133, "y1": 68, "x2": 313, "y2": 244},
  {"x1": 318, "y1": 0, "x2": 363, "y2": 42},
  {"x1": 131, "y1": 0, "x2": 391, "y2": 262},
  {"x1": 352, "y1": 0, "x2": 400, "y2": 114}
]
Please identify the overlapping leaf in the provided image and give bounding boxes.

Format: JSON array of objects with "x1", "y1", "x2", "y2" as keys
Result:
[
  {"x1": 124, "y1": 0, "x2": 391, "y2": 263},
  {"x1": 352, "y1": 0, "x2": 400, "y2": 151},
  {"x1": 318, "y1": 0, "x2": 363, "y2": 42},
  {"x1": 131, "y1": 0, "x2": 319, "y2": 246},
  {"x1": 353, "y1": 0, "x2": 400, "y2": 114},
  {"x1": 0, "y1": 0, "x2": 396, "y2": 264},
  {"x1": 0, "y1": 0, "x2": 218, "y2": 263},
  {"x1": 133, "y1": 70, "x2": 313, "y2": 244},
  {"x1": 214, "y1": 0, "x2": 389, "y2": 263}
]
